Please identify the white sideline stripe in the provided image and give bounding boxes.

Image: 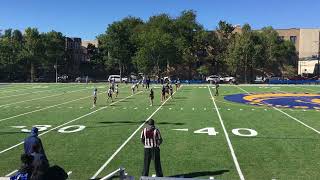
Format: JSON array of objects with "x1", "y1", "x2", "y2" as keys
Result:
[
  {"x1": 5, "y1": 170, "x2": 17, "y2": 177},
  {"x1": 0, "y1": 92, "x2": 142, "y2": 156},
  {"x1": 235, "y1": 85, "x2": 320, "y2": 135},
  {"x1": 0, "y1": 85, "x2": 73, "y2": 99},
  {"x1": 90, "y1": 86, "x2": 181, "y2": 179},
  {"x1": 0, "y1": 88, "x2": 88, "y2": 108},
  {"x1": 208, "y1": 85, "x2": 245, "y2": 180}
]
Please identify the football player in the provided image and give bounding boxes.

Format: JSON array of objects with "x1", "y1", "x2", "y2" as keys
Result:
[{"x1": 107, "y1": 87, "x2": 113, "y2": 102}]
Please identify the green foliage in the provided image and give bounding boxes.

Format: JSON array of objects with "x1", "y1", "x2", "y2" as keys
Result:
[
  {"x1": 0, "y1": 11, "x2": 300, "y2": 82},
  {"x1": 98, "y1": 16, "x2": 143, "y2": 76}
]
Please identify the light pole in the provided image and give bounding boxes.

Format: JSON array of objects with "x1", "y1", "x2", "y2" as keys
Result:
[{"x1": 54, "y1": 60, "x2": 57, "y2": 83}]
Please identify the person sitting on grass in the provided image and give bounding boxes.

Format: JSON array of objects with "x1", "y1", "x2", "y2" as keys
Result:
[
  {"x1": 10, "y1": 154, "x2": 34, "y2": 180},
  {"x1": 30, "y1": 144, "x2": 49, "y2": 180}
]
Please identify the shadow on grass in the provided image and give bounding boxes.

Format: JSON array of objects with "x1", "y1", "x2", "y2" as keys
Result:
[
  {"x1": 169, "y1": 170, "x2": 229, "y2": 178},
  {"x1": 98, "y1": 121, "x2": 185, "y2": 126}
]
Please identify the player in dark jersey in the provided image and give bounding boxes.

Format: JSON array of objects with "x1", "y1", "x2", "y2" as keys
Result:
[
  {"x1": 107, "y1": 87, "x2": 113, "y2": 102},
  {"x1": 169, "y1": 84, "x2": 173, "y2": 97},
  {"x1": 115, "y1": 84, "x2": 119, "y2": 98},
  {"x1": 92, "y1": 88, "x2": 97, "y2": 108},
  {"x1": 149, "y1": 88, "x2": 154, "y2": 106},
  {"x1": 165, "y1": 83, "x2": 170, "y2": 98},
  {"x1": 215, "y1": 82, "x2": 219, "y2": 96},
  {"x1": 161, "y1": 85, "x2": 166, "y2": 102}
]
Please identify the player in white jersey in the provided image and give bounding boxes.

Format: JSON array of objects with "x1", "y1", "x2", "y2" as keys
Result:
[
  {"x1": 107, "y1": 87, "x2": 113, "y2": 102},
  {"x1": 92, "y1": 88, "x2": 97, "y2": 108}
]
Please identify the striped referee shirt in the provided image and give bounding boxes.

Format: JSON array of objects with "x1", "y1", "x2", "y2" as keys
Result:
[{"x1": 141, "y1": 126, "x2": 162, "y2": 148}]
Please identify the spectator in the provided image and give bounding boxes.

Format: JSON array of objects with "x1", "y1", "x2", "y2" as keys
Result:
[
  {"x1": 10, "y1": 154, "x2": 34, "y2": 180},
  {"x1": 140, "y1": 119, "x2": 163, "y2": 177},
  {"x1": 24, "y1": 127, "x2": 47, "y2": 161},
  {"x1": 30, "y1": 144, "x2": 49, "y2": 180}
]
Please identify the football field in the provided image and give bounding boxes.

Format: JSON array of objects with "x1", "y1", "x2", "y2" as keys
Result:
[{"x1": 0, "y1": 83, "x2": 319, "y2": 180}]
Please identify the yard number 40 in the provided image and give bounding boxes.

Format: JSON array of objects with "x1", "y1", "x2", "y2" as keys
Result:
[{"x1": 194, "y1": 127, "x2": 258, "y2": 137}]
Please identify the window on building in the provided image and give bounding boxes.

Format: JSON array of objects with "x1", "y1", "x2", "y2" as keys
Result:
[{"x1": 290, "y1": 36, "x2": 297, "y2": 44}]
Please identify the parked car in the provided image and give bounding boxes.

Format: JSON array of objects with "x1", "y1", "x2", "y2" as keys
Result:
[
  {"x1": 254, "y1": 76, "x2": 265, "y2": 84},
  {"x1": 107, "y1": 75, "x2": 128, "y2": 83},
  {"x1": 206, "y1": 75, "x2": 221, "y2": 83},
  {"x1": 221, "y1": 76, "x2": 236, "y2": 83}
]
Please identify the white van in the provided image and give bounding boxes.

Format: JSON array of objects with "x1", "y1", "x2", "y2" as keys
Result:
[{"x1": 107, "y1": 75, "x2": 128, "y2": 83}]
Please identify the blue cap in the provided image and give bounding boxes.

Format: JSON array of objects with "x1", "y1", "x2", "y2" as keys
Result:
[{"x1": 31, "y1": 127, "x2": 38, "y2": 136}]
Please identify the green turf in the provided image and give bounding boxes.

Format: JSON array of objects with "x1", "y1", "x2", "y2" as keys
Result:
[{"x1": 0, "y1": 83, "x2": 319, "y2": 180}]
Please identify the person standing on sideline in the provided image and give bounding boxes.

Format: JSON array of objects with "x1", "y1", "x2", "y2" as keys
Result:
[
  {"x1": 24, "y1": 127, "x2": 47, "y2": 161},
  {"x1": 93, "y1": 88, "x2": 97, "y2": 108},
  {"x1": 149, "y1": 88, "x2": 154, "y2": 106},
  {"x1": 140, "y1": 119, "x2": 163, "y2": 177},
  {"x1": 215, "y1": 82, "x2": 219, "y2": 96}
]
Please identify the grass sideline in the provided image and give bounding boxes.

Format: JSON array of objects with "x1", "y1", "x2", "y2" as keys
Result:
[{"x1": 0, "y1": 83, "x2": 319, "y2": 180}]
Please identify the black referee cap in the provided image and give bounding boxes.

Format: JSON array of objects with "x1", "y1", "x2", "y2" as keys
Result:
[{"x1": 148, "y1": 119, "x2": 155, "y2": 126}]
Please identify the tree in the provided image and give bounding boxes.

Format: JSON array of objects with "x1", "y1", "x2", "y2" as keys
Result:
[
  {"x1": 215, "y1": 21, "x2": 235, "y2": 74},
  {"x1": 132, "y1": 14, "x2": 179, "y2": 77},
  {"x1": 21, "y1": 27, "x2": 43, "y2": 82},
  {"x1": 42, "y1": 31, "x2": 65, "y2": 79},
  {"x1": 174, "y1": 10, "x2": 206, "y2": 79},
  {"x1": 98, "y1": 17, "x2": 143, "y2": 78},
  {"x1": 0, "y1": 29, "x2": 23, "y2": 80}
]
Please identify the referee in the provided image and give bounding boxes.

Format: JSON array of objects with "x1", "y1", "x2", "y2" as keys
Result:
[{"x1": 140, "y1": 119, "x2": 163, "y2": 177}]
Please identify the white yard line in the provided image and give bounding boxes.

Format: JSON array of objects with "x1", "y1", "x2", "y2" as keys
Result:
[
  {"x1": 273, "y1": 108, "x2": 320, "y2": 134},
  {"x1": 90, "y1": 86, "x2": 181, "y2": 179},
  {"x1": 0, "y1": 88, "x2": 88, "y2": 108},
  {"x1": 0, "y1": 86, "x2": 127, "y2": 123},
  {"x1": 5, "y1": 170, "x2": 17, "y2": 177},
  {"x1": 0, "y1": 91, "x2": 142, "y2": 156},
  {"x1": 235, "y1": 85, "x2": 320, "y2": 135},
  {"x1": 0, "y1": 86, "x2": 73, "y2": 99},
  {"x1": 0, "y1": 95, "x2": 90, "y2": 123},
  {"x1": 208, "y1": 85, "x2": 245, "y2": 180}
]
